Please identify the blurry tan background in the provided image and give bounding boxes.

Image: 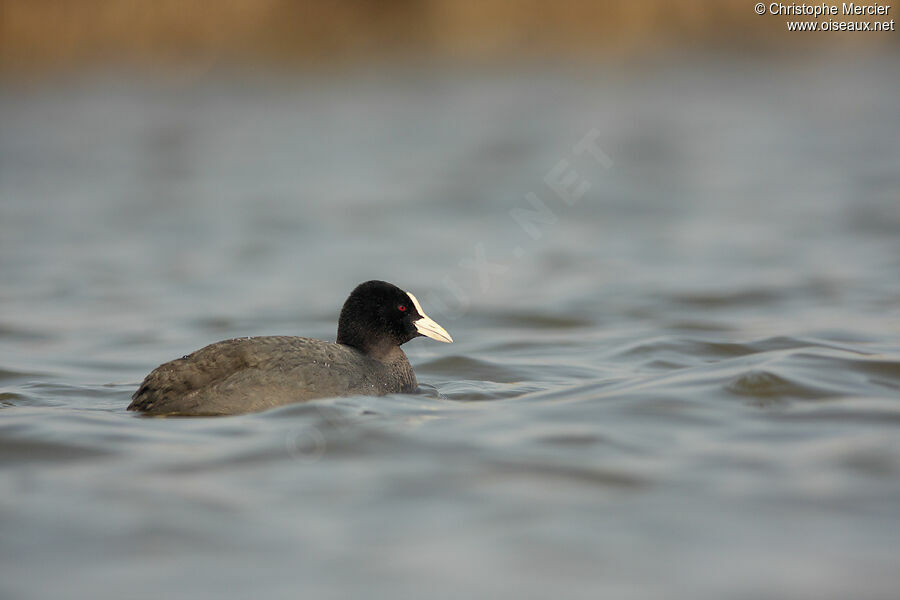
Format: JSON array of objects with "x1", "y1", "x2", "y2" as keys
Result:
[{"x1": 2, "y1": 0, "x2": 897, "y2": 74}]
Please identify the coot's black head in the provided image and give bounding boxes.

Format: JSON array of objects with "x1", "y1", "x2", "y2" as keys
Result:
[{"x1": 336, "y1": 280, "x2": 453, "y2": 356}]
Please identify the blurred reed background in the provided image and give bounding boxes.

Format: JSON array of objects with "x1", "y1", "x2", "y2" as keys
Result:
[{"x1": 2, "y1": 0, "x2": 897, "y2": 74}]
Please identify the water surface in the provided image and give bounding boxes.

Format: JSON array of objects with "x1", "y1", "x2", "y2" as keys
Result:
[{"x1": 1, "y1": 57, "x2": 900, "y2": 599}]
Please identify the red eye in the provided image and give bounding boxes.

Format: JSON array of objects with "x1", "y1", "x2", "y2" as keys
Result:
[{"x1": 398, "y1": 304, "x2": 408, "y2": 312}]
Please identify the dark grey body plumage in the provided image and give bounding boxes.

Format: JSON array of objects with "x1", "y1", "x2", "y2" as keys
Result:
[{"x1": 129, "y1": 336, "x2": 417, "y2": 416}]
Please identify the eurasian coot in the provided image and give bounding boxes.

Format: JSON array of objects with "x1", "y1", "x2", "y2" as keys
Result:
[{"x1": 128, "y1": 280, "x2": 452, "y2": 416}]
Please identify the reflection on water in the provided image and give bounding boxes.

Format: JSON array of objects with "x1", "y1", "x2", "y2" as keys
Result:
[{"x1": 1, "y1": 57, "x2": 900, "y2": 599}]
